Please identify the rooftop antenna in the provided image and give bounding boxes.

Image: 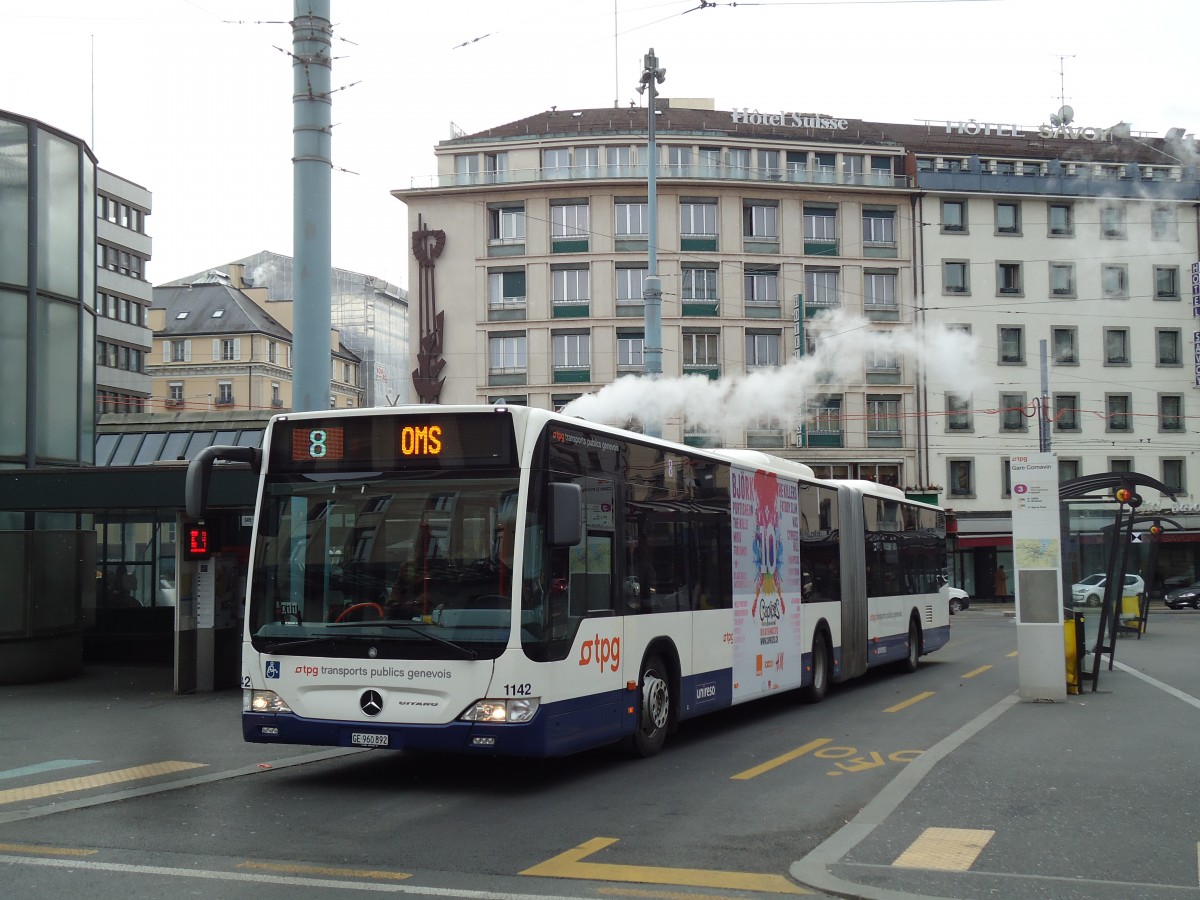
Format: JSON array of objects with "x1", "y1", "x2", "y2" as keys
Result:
[{"x1": 1050, "y1": 54, "x2": 1075, "y2": 125}]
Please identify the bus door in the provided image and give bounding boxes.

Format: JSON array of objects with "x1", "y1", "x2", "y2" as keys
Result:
[{"x1": 837, "y1": 484, "x2": 869, "y2": 679}]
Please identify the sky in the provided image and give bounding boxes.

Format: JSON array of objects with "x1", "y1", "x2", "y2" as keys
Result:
[{"x1": 4, "y1": 0, "x2": 1198, "y2": 292}]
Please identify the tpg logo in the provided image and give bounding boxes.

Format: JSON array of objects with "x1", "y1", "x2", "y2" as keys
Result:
[{"x1": 578, "y1": 634, "x2": 620, "y2": 672}]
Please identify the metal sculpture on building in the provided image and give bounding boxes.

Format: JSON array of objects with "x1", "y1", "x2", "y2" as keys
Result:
[{"x1": 411, "y1": 216, "x2": 446, "y2": 403}]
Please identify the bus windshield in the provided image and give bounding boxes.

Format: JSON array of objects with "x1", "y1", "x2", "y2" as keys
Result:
[{"x1": 248, "y1": 472, "x2": 522, "y2": 660}]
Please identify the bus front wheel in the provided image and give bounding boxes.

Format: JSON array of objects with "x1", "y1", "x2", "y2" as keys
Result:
[
  {"x1": 631, "y1": 654, "x2": 671, "y2": 757},
  {"x1": 801, "y1": 632, "x2": 830, "y2": 703}
]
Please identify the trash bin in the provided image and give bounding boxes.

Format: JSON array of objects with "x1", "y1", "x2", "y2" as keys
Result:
[{"x1": 1064, "y1": 608, "x2": 1086, "y2": 694}]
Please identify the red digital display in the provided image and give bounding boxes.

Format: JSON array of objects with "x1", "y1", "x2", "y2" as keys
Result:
[
  {"x1": 292, "y1": 426, "x2": 345, "y2": 461},
  {"x1": 184, "y1": 525, "x2": 210, "y2": 560}
]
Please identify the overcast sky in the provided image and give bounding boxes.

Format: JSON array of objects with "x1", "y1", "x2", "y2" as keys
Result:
[{"x1": 5, "y1": 0, "x2": 1197, "y2": 291}]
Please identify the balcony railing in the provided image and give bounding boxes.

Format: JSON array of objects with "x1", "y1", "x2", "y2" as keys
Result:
[{"x1": 411, "y1": 163, "x2": 912, "y2": 191}]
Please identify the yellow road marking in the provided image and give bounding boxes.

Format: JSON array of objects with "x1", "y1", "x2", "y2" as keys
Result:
[
  {"x1": 238, "y1": 860, "x2": 412, "y2": 881},
  {"x1": 1007, "y1": 651, "x2": 1018, "y2": 657},
  {"x1": 522, "y1": 837, "x2": 808, "y2": 895},
  {"x1": 0, "y1": 843, "x2": 98, "y2": 857},
  {"x1": 730, "y1": 738, "x2": 832, "y2": 780},
  {"x1": 962, "y1": 665, "x2": 992, "y2": 678},
  {"x1": 0, "y1": 761, "x2": 206, "y2": 805},
  {"x1": 892, "y1": 827, "x2": 994, "y2": 871},
  {"x1": 884, "y1": 691, "x2": 934, "y2": 713}
]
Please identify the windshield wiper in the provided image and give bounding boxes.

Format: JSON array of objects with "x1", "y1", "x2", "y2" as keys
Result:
[{"x1": 378, "y1": 623, "x2": 479, "y2": 659}]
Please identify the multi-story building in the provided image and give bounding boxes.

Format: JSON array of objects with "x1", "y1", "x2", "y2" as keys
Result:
[
  {"x1": 149, "y1": 267, "x2": 364, "y2": 413},
  {"x1": 395, "y1": 100, "x2": 1200, "y2": 598},
  {"x1": 95, "y1": 169, "x2": 153, "y2": 414},
  {"x1": 168, "y1": 251, "x2": 410, "y2": 407}
]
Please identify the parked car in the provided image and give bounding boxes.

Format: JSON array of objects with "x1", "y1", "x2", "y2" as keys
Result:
[
  {"x1": 1070, "y1": 573, "x2": 1145, "y2": 607},
  {"x1": 1164, "y1": 580, "x2": 1200, "y2": 610},
  {"x1": 948, "y1": 586, "x2": 970, "y2": 614}
]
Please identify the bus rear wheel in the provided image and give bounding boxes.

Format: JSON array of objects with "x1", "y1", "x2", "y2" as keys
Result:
[
  {"x1": 631, "y1": 654, "x2": 671, "y2": 757},
  {"x1": 902, "y1": 617, "x2": 922, "y2": 673}
]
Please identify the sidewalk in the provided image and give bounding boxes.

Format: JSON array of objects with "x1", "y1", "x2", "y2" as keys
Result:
[{"x1": 793, "y1": 607, "x2": 1200, "y2": 899}]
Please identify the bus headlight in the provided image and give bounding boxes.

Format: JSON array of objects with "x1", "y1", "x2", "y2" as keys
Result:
[
  {"x1": 244, "y1": 689, "x2": 292, "y2": 714},
  {"x1": 459, "y1": 697, "x2": 540, "y2": 723}
]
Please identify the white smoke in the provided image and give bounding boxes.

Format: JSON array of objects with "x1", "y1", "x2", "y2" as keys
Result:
[{"x1": 562, "y1": 310, "x2": 982, "y2": 431}]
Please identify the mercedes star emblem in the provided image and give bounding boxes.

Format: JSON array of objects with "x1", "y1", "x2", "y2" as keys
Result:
[{"x1": 360, "y1": 690, "x2": 383, "y2": 716}]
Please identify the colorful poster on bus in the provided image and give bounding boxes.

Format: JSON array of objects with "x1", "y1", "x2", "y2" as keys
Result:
[{"x1": 730, "y1": 467, "x2": 804, "y2": 699}]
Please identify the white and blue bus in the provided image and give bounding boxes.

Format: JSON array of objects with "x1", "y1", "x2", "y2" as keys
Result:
[{"x1": 186, "y1": 404, "x2": 949, "y2": 758}]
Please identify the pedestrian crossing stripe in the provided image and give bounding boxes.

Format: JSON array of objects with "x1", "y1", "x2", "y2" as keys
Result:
[{"x1": 0, "y1": 761, "x2": 207, "y2": 806}]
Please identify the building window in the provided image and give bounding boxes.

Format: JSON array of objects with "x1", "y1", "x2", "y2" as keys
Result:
[
  {"x1": 942, "y1": 200, "x2": 966, "y2": 233},
  {"x1": 1162, "y1": 459, "x2": 1186, "y2": 495},
  {"x1": 1051, "y1": 327, "x2": 1078, "y2": 365},
  {"x1": 616, "y1": 266, "x2": 647, "y2": 306},
  {"x1": 946, "y1": 393, "x2": 972, "y2": 431},
  {"x1": 542, "y1": 147, "x2": 571, "y2": 178},
  {"x1": 1151, "y1": 206, "x2": 1177, "y2": 241},
  {"x1": 267, "y1": 340, "x2": 277, "y2": 364},
  {"x1": 743, "y1": 200, "x2": 779, "y2": 242},
  {"x1": 680, "y1": 200, "x2": 718, "y2": 248},
  {"x1": 488, "y1": 204, "x2": 525, "y2": 245},
  {"x1": 552, "y1": 331, "x2": 590, "y2": 370},
  {"x1": 615, "y1": 200, "x2": 648, "y2": 238},
  {"x1": 1109, "y1": 458, "x2": 1133, "y2": 474},
  {"x1": 550, "y1": 201, "x2": 589, "y2": 250},
  {"x1": 999, "y1": 392, "x2": 1027, "y2": 431},
  {"x1": 865, "y1": 347, "x2": 900, "y2": 379},
  {"x1": 726, "y1": 148, "x2": 751, "y2": 178},
  {"x1": 1100, "y1": 205, "x2": 1126, "y2": 238},
  {"x1": 552, "y1": 266, "x2": 590, "y2": 311},
  {"x1": 744, "y1": 265, "x2": 779, "y2": 308},
  {"x1": 758, "y1": 149, "x2": 781, "y2": 180},
  {"x1": 1160, "y1": 395, "x2": 1184, "y2": 432},
  {"x1": 167, "y1": 382, "x2": 184, "y2": 408},
  {"x1": 681, "y1": 266, "x2": 719, "y2": 302},
  {"x1": 866, "y1": 395, "x2": 901, "y2": 436},
  {"x1": 1058, "y1": 459, "x2": 1081, "y2": 482},
  {"x1": 216, "y1": 381, "x2": 234, "y2": 406},
  {"x1": 805, "y1": 268, "x2": 839, "y2": 308},
  {"x1": 668, "y1": 145, "x2": 692, "y2": 176},
  {"x1": 488, "y1": 333, "x2": 527, "y2": 375},
  {"x1": 998, "y1": 326, "x2": 1024, "y2": 364},
  {"x1": 995, "y1": 201, "x2": 1020, "y2": 234},
  {"x1": 1054, "y1": 393, "x2": 1080, "y2": 431},
  {"x1": 1154, "y1": 266, "x2": 1180, "y2": 299},
  {"x1": 1048, "y1": 202, "x2": 1073, "y2": 236},
  {"x1": 484, "y1": 151, "x2": 509, "y2": 183},
  {"x1": 617, "y1": 331, "x2": 644, "y2": 370},
  {"x1": 745, "y1": 331, "x2": 781, "y2": 368},
  {"x1": 1157, "y1": 329, "x2": 1182, "y2": 366},
  {"x1": 606, "y1": 146, "x2": 633, "y2": 178},
  {"x1": 682, "y1": 332, "x2": 719, "y2": 374},
  {"x1": 997, "y1": 261, "x2": 1023, "y2": 295},
  {"x1": 862, "y1": 208, "x2": 895, "y2": 244},
  {"x1": 1049, "y1": 262, "x2": 1075, "y2": 297},
  {"x1": 454, "y1": 153, "x2": 479, "y2": 185},
  {"x1": 271, "y1": 382, "x2": 282, "y2": 408},
  {"x1": 169, "y1": 339, "x2": 189, "y2": 363},
  {"x1": 218, "y1": 338, "x2": 240, "y2": 361},
  {"x1": 488, "y1": 269, "x2": 526, "y2": 312},
  {"x1": 1101, "y1": 264, "x2": 1128, "y2": 299},
  {"x1": 943, "y1": 260, "x2": 969, "y2": 294},
  {"x1": 1106, "y1": 394, "x2": 1132, "y2": 431},
  {"x1": 803, "y1": 205, "x2": 837, "y2": 249},
  {"x1": 1104, "y1": 328, "x2": 1130, "y2": 365},
  {"x1": 864, "y1": 271, "x2": 898, "y2": 314},
  {"x1": 948, "y1": 459, "x2": 974, "y2": 498}
]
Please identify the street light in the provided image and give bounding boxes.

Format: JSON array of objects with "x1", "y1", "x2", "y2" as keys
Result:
[{"x1": 638, "y1": 48, "x2": 665, "y2": 437}]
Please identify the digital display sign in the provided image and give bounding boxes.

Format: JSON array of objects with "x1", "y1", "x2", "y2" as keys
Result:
[
  {"x1": 184, "y1": 524, "x2": 211, "y2": 560},
  {"x1": 273, "y1": 413, "x2": 516, "y2": 472}
]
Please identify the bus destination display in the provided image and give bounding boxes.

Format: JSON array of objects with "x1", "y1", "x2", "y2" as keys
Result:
[{"x1": 277, "y1": 413, "x2": 516, "y2": 471}]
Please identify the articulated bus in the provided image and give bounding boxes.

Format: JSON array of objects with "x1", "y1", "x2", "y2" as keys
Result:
[{"x1": 186, "y1": 404, "x2": 949, "y2": 758}]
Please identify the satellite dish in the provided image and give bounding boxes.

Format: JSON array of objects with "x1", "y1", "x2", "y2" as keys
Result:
[{"x1": 1057, "y1": 105, "x2": 1074, "y2": 125}]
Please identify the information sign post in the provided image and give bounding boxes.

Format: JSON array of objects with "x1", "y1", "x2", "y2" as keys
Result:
[{"x1": 1010, "y1": 454, "x2": 1067, "y2": 701}]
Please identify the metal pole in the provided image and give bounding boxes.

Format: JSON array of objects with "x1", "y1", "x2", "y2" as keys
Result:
[
  {"x1": 639, "y1": 49, "x2": 664, "y2": 437},
  {"x1": 291, "y1": 0, "x2": 333, "y2": 413},
  {"x1": 1039, "y1": 339, "x2": 1051, "y2": 452}
]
